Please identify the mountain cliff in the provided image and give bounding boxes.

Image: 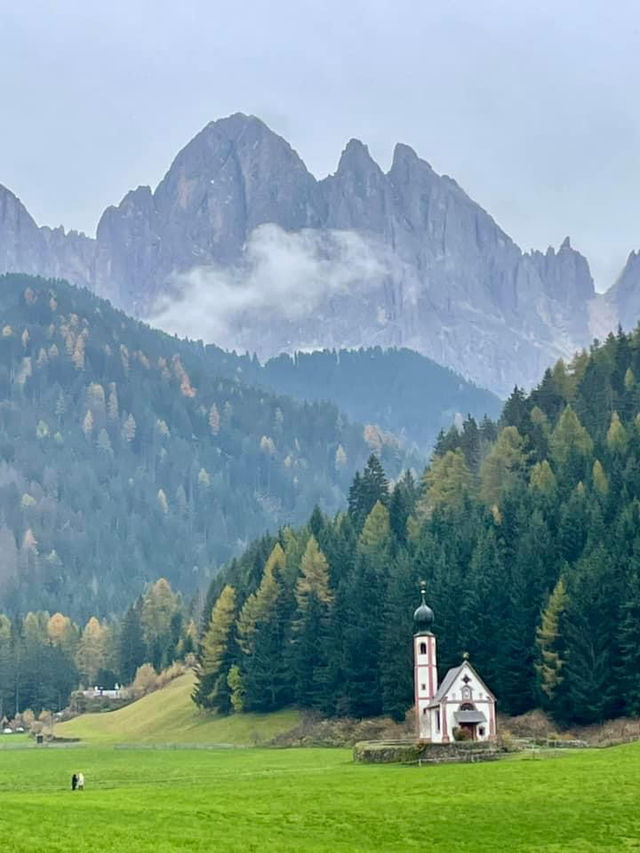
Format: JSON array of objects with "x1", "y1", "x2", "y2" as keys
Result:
[{"x1": 0, "y1": 115, "x2": 621, "y2": 394}]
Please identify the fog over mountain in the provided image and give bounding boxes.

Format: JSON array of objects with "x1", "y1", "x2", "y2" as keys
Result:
[{"x1": 1, "y1": 113, "x2": 639, "y2": 395}]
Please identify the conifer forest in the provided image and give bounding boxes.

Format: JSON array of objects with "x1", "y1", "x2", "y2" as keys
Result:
[
  {"x1": 195, "y1": 330, "x2": 640, "y2": 727},
  {"x1": 2, "y1": 273, "x2": 640, "y2": 729}
]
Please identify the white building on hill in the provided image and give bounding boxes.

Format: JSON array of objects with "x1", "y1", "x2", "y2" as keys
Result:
[{"x1": 413, "y1": 586, "x2": 497, "y2": 743}]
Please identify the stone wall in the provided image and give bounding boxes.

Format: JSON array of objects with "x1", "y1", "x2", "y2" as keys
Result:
[{"x1": 353, "y1": 739, "x2": 502, "y2": 765}]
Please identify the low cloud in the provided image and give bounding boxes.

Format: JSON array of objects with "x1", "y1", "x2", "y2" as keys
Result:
[{"x1": 147, "y1": 223, "x2": 397, "y2": 351}]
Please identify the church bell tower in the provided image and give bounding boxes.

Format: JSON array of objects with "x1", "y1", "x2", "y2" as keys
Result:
[{"x1": 413, "y1": 582, "x2": 437, "y2": 740}]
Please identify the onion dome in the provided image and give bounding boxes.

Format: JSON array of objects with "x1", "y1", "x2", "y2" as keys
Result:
[{"x1": 413, "y1": 584, "x2": 434, "y2": 634}]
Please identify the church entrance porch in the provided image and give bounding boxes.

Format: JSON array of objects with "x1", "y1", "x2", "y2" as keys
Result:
[{"x1": 454, "y1": 707, "x2": 487, "y2": 742}]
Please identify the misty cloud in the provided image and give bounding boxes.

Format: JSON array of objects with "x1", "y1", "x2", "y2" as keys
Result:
[{"x1": 148, "y1": 223, "x2": 397, "y2": 349}]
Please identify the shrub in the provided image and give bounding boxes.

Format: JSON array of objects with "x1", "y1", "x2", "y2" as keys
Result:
[
  {"x1": 452, "y1": 726, "x2": 472, "y2": 742},
  {"x1": 131, "y1": 663, "x2": 158, "y2": 698}
]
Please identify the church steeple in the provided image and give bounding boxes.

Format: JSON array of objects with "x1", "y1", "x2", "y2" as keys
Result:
[
  {"x1": 413, "y1": 583, "x2": 438, "y2": 740},
  {"x1": 413, "y1": 581, "x2": 434, "y2": 634}
]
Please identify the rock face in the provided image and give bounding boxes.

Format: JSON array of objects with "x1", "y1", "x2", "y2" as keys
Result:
[
  {"x1": 0, "y1": 184, "x2": 94, "y2": 286},
  {"x1": 606, "y1": 251, "x2": 640, "y2": 334},
  {"x1": 0, "y1": 114, "x2": 619, "y2": 395}
]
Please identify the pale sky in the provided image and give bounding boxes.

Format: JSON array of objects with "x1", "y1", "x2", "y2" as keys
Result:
[{"x1": 1, "y1": 0, "x2": 639, "y2": 290}]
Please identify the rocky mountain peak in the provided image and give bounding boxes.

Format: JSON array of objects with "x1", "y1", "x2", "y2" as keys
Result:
[
  {"x1": 0, "y1": 115, "x2": 631, "y2": 395},
  {"x1": 390, "y1": 142, "x2": 423, "y2": 171}
]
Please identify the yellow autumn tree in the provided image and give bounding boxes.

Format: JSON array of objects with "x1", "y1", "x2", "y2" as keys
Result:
[
  {"x1": 237, "y1": 543, "x2": 286, "y2": 654},
  {"x1": 296, "y1": 535, "x2": 332, "y2": 612}
]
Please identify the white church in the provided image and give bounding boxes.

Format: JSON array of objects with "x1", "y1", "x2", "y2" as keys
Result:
[{"x1": 413, "y1": 585, "x2": 497, "y2": 743}]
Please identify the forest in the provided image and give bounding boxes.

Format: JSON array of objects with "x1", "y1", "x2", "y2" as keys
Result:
[
  {"x1": 235, "y1": 347, "x2": 500, "y2": 452},
  {"x1": 0, "y1": 578, "x2": 191, "y2": 719},
  {"x1": 0, "y1": 274, "x2": 416, "y2": 617},
  {"x1": 194, "y1": 328, "x2": 640, "y2": 727}
]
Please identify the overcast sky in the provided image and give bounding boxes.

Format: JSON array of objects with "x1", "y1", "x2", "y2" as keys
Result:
[{"x1": 1, "y1": 0, "x2": 639, "y2": 289}]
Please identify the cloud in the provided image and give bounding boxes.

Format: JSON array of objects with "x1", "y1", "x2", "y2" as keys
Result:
[{"x1": 147, "y1": 223, "x2": 397, "y2": 350}]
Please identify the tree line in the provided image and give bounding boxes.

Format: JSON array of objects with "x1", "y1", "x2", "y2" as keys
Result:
[
  {"x1": 195, "y1": 328, "x2": 640, "y2": 726},
  {"x1": 0, "y1": 579, "x2": 194, "y2": 719}
]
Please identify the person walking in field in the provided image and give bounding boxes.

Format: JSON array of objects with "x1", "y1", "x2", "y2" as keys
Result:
[
  {"x1": 71, "y1": 773, "x2": 77, "y2": 791},
  {"x1": 77, "y1": 772, "x2": 85, "y2": 790}
]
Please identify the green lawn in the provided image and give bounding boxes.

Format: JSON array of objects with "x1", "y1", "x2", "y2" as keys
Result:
[
  {"x1": 55, "y1": 672, "x2": 300, "y2": 745},
  {"x1": 1, "y1": 742, "x2": 640, "y2": 851}
]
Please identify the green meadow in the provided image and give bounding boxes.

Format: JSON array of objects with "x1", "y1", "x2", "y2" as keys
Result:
[
  {"x1": 55, "y1": 673, "x2": 300, "y2": 746},
  {"x1": 1, "y1": 742, "x2": 640, "y2": 851}
]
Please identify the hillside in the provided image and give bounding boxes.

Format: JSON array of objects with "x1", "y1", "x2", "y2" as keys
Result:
[
  {"x1": 0, "y1": 273, "x2": 412, "y2": 617},
  {"x1": 245, "y1": 348, "x2": 500, "y2": 452},
  {"x1": 55, "y1": 672, "x2": 300, "y2": 745}
]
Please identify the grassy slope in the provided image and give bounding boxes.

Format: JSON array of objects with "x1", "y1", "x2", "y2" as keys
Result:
[
  {"x1": 55, "y1": 673, "x2": 300, "y2": 745},
  {"x1": 1, "y1": 743, "x2": 640, "y2": 851}
]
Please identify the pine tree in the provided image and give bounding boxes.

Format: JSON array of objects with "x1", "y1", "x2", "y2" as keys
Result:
[
  {"x1": 380, "y1": 550, "x2": 415, "y2": 721},
  {"x1": 118, "y1": 604, "x2": 146, "y2": 684},
  {"x1": 290, "y1": 535, "x2": 333, "y2": 709},
  {"x1": 618, "y1": 564, "x2": 640, "y2": 716},
  {"x1": 389, "y1": 470, "x2": 417, "y2": 546},
  {"x1": 347, "y1": 455, "x2": 389, "y2": 529},
  {"x1": 560, "y1": 550, "x2": 621, "y2": 724}
]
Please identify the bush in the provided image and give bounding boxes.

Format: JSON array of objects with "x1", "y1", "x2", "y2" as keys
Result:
[
  {"x1": 452, "y1": 726, "x2": 472, "y2": 742},
  {"x1": 131, "y1": 663, "x2": 158, "y2": 698}
]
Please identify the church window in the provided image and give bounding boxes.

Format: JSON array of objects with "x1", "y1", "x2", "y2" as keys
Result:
[
  {"x1": 435, "y1": 709, "x2": 440, "y2": 731},
  {"x1": 421, "y1": 684, "x2": 426, "y2": 691},
  {"x1": 423, "y1": 707, "x2": 428, "y2": 715},
  {"x1": 462, "y1": 685, "x2": 471, "y2": 700},
  {"x1": 419, "y1": 642, "x2": 427, "y2": 655},
  {"x1": 460, "y1": 702, "x2": 475, "y2": 711},
  {"x1": 479, "y1": 727, "x2": 485, "y2": 737}
]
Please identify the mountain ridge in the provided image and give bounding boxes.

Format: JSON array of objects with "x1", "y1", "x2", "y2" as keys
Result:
[{"x1": 1, "y1": 114, "x2": 637, "y2": 394}]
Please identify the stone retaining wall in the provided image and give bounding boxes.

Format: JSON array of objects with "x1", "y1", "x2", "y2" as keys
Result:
[{"x1": 353, "y1": 739, "x2": 502, "y2": 765}]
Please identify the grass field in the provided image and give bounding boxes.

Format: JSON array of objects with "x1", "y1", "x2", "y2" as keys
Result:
[
  {"x1": 55, "y1": 673, "x2": 300, "y2": 745},
  {"x1": 1, "y1": 741, "x2": 640, "y2": 851}
]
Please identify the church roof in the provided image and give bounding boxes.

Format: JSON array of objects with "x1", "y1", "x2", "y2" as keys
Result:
[
  {"x1": 454, "y1": 710, "x2": 487, "y2": 725},
  {"x1": 429, "y1": 660, "x2": 496, "y2": 706},
  {"x1": 430, "y1": 664, "x2": 464, "y2": 705}
]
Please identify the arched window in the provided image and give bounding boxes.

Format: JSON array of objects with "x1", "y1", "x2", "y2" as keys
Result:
[
  {"x1": 460, "y1": 702, "x2": 475, "y2": 711},
  {"x1": 419, "y1": 642, "x2": 427, "y2": 655},
  {"x1": 461, "y1": 685, "x2": 471, "y2": 700}
]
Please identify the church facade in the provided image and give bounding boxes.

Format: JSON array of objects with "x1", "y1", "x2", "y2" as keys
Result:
[{"x1": 413, "y1": 586, "x2": 497, "y2": 743}]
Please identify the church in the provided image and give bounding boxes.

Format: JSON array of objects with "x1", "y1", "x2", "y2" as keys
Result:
[{"x1": 413, "y1": 585, "x2": 497, "y2": 743}]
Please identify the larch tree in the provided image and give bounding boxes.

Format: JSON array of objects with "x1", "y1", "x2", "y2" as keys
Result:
[
  {"x1": 75, "y1": 617, "x2": 108, "y2": 686},
  {"x1": 479, "y1": 426, "x2": 526, "y2": 507},
  {"x1": 193, "y1": 585, "x2": 238, "y2": 713},
  {"x1": 535, "y1": 577, "x2": 568, "y2": 711}
]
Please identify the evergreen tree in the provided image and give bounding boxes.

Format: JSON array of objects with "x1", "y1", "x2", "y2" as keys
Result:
[
  {"x1": 380, "y1": 550, "x2": 415, "y2": 720},
  {"x1": 618, "y1": 563, "x2": 640, "y2": 716},
  {"x1": 118, "y1": 603, "x2": 146, "y2": 684}
]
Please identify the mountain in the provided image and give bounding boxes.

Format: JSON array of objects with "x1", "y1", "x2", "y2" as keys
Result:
[
  {"x1": 0, "y1": 114, "x2": 622, "y2": 396},
  {"x1": 0, "y1": 273, "x2": 416, "y2": 617},
  {"x1": 0, "y1": 185, "x2": 94, "y2": 286},
  {"x1": 606, "y1": 251, "x2": 640, "y2": 334}
]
